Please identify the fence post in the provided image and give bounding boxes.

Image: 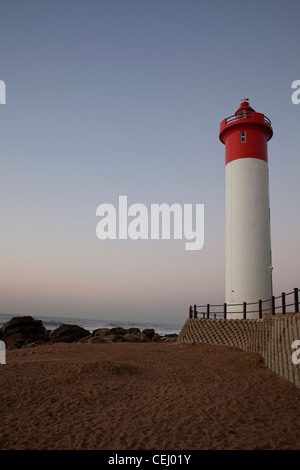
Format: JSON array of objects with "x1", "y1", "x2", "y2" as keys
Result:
[
  {"x1": 259, "y1": 300, "x2": 262, "y2": 319},
  {"x1": 271, "y1": 296, "x2": 276, "y2": 315},
  {"x1": 243, "y1": 302, "x2": 247, "y2": 319},
  {"x1": 281, "y1": 292, "x2": 286, "y2": 315},
  {"x1": 224, "y1": 303, "x2": 227, "y2": 320},
  {"x1": 207, "y1": 304, "x2": 210, "y2": 319},
  {"x1": 294, "y1": 288, "x2": 299, "y2": 313},
  {"x1": 193, "y1": 305, "x2": 197, "y2": 319}
]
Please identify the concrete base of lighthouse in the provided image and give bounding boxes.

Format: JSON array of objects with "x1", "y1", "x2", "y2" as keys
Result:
[{"x1": 225, "y1": 157, "x2": 273, "y2": 319}]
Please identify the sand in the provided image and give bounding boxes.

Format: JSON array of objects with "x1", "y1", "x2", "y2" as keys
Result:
[{"x1": 0, "y1": 341, "x2": 300, "y2": 450}]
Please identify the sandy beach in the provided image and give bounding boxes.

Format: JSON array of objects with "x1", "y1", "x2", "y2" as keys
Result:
[{"x1": 0, "y1": 341, "x2": 300, "y2": 450}]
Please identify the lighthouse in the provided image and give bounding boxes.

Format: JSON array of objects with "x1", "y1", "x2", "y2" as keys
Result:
[{"x1": 219, "y1": 99, "x2": 273, "y2": 318}]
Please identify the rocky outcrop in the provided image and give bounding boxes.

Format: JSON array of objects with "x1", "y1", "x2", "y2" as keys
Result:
[
  {"x1": 50, "y1": 324, "x2": 90, "y2": 343},
  {"x1": 86, "y1": 326, "x2": 177, "y2": 343},
  {"x1": 0, "y1": 316, "x2": 49, "y2": 349},
  {"x1": 0, "y1": 316, "x2": 178, "y2": 348}
]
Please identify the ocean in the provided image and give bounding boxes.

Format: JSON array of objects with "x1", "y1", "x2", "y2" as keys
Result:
[{"x1": 0, "y1": 312, "x2": 183, "y2": 337}]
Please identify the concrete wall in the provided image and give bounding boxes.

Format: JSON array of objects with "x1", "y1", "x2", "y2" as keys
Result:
[{"x1": 177, "y1": 313, "x2": 300, "y2": 388}]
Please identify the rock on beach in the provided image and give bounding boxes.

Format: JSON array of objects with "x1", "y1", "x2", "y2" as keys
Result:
[{"x1": 0, "y1": 316, "x2": 49, "y2": 349}]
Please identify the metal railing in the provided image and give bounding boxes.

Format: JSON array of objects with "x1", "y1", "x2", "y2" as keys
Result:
[
  {"x1": 226, "y1": 111, "x2": 253, "y2": 124},
  {"x1": 188, "y1": 288, "x2": 299, "y2": 320},
  {"x1": 225, "y1": 112, "x2": 271, "y2": 126}
]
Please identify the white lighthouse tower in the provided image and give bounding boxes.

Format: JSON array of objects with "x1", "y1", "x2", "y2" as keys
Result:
[{"x1": 219, "y1": 99, "x2": 273, "y2": 319}]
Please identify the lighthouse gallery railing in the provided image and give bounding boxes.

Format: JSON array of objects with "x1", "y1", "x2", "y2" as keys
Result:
[{"x1": 225, "y1": 111, "x2": 271, "y2": 126}]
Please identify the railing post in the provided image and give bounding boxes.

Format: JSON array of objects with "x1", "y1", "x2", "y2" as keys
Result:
[
  {"x1": 224, "y1": 303, "x2": 227, "y2": 320},
  {"x1": 189, "y1": 306, "x2": 193, "y2": 319},
  {"x1": 259, "y1": 300, "x2": 262, "y2": 319},
  {"x1": 193, "y1": 305, "x2": 197, "y2": 319},
  {"x1": 243, "y1": 302, "x2": 247, "y2": 319},
  {"x1": 271, "y1": 296, "x2": 276, "y2": 315},
  {"x1": 281, "y1": 292, "x2": 286, "y2": 315},
  {"x1": 294, "y1": 288, "x2": 299, "y2": 313},
  {"x1": 207, "y1": 304, "x2": 210, "y2": 319}
]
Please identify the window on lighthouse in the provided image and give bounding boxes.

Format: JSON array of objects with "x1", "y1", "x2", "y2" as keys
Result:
[{"x1": 240, "y1": 131, "x2": 246, "y2": 143}]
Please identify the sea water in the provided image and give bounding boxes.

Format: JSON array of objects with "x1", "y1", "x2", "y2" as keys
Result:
[{"x1": 0, "y1": 312, "x2": 182, "y2": 337}]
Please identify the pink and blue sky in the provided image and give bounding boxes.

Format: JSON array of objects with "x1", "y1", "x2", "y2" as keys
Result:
[{"x1": 0, "y1": 0, "x2": 299, "y2": 325}]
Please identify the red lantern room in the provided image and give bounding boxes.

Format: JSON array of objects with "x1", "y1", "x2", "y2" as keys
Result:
[{"x1": 219, "y1": 99, "x2": 273, "y2": 166}]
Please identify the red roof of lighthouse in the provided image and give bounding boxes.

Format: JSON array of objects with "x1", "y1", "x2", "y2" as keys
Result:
[{"x1": 234, "y1": 99, "x2": 255, "y2": 116}]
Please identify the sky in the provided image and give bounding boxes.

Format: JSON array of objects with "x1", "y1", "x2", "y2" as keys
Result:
[{"x1": 0, "y1": 0, "x2": 299, "y2": 326}]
